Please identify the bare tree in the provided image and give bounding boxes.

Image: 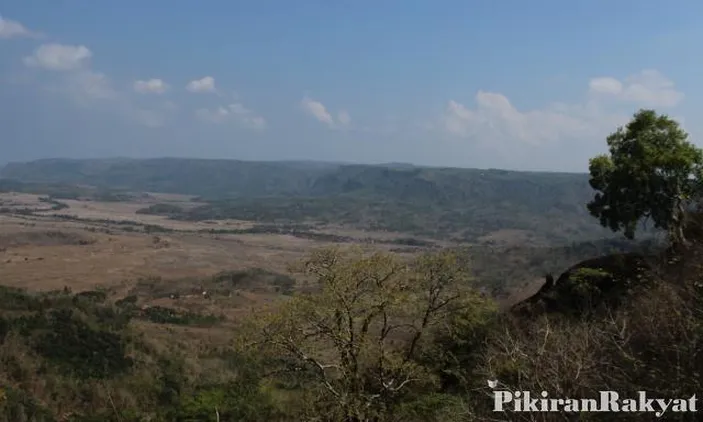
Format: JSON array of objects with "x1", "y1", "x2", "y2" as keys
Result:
[{"x1": 248, "y1": 246, "x2": 481, "y2": 421}]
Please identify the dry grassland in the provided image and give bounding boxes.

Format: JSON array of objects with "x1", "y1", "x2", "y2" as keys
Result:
[{"x1": 0, "y1": 192, "x2": 418, "y2": 298}]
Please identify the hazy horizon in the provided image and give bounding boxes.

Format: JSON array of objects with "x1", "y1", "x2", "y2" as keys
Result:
[
  {"x1": 0, "y1": 155, "x2": 594, "y2": 175},
  {"x1": 1, "y1": 1, "x2": 701, "y2": 173}
]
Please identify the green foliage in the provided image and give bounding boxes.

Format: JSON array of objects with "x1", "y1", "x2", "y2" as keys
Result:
[
  {"x1": 140, "y1": 306, "x2": 222, "y2": 327},
  {"x1": 0, "y1": 386, "x2": 56, "y2": 422},
  {"x1": 128, "y1": 268, "x2": 297, "y2": 300},
  {"x1": 0, "y1": 287, "x2": 134, "y2": 380},
  {"x1": 390, "y1": 393, "x2": 466, "y2": 422},
  {"x1": 114, "y1": 294, "x2": 138, "y2": 308},
  {"x1": 33, "y1": 308, "x2": 133, "y2": 379},
  {"x1": 0, "y1": 285, "x2": 44, "y2": 311},
  {"x1": 37, "y1": 196, "x2": 69, "y2": 210},
  {"x1": 566, "y1": 267, "x2": 612, "y2": 303},
  {"x1": 250, "y1": 247, "x2": 494, "y2": 420},
  {"x1": 570, "y1": 267, "x2": 610, "y2": 282},
  {"x1": 211, "y1": 268, "x2": 296, "y2": 295},
  {"x1": 74, "y1": 290, "x2": 108, "y2": 303},
  {"x1": 171, "y1": 381, "x2": 277, "y2": 422},
  {"x1": 0, "y1": 285, "x2": 286, "y2": 420},
  {"x1": 588, "y1": 109, "x2": 703, "y2": 242},
  {"x1": 420, "y1": 293, "x2": 499, "y2": 393}
]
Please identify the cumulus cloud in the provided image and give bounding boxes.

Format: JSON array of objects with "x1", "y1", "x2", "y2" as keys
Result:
[
  {"x1": 440, "y1": 69, "x2": 682, "y2": 149},
  {"x1": 301, "y1": 97, "x2": 350, "y2": 129},
  {"x1": 23, "y1": 41, "x2": 173, "y2": 127},
  {"x1": 0, "y1": 15, "x2": 41, "y2": 39},
  {"x1": 24, "y1": 44, "x2": 92, "y2": 71},
  {"x1": 442, "y1": 93, "x2": 606, "y2": 147},
  {"x1": 133, "y1": 78, "x2": 169, "y2": 94},
  {"x1": 589, "y1": 69, "x2": 683, "y2": 107},
  {"x1": 24, "y1": 44, "x2": 118, "y2": 102},
  {"x1": 588, "y1": 77, "x2": 622, "y2": 95},
  {"x1": 301, "y1": 97, "x2": 333, "y2": 126},
  {"x1": 186, "y1": 76, "x2": 216, "y2": 93},
  {"x1": 195, "y1": 103, "x2": 265, "y2": 130}
]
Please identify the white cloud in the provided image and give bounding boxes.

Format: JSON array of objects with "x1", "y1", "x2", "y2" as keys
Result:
[
  {"x1": 24, "y1": 44, "x2": 92, "y2": 71},
  {"x1": 23, "y1": 42, "x2": 175, "y2": 128},
  {"x1": 186, "y1": 76, "x2": 216, "y2": 93},
  {"x1": 134, "y1": 78, "x2": 169, "y2": 94},
  {"x1": 67, "y1": 70, "x2": 118, "y2": 101},
  {"x1": 589, "y1": 69, "x2": 683, "y2": 107},
  {"x1": 195, "y1": 103, "x2": 265, "y2": 130},
  {"x1": 589, "y1": 77, "x2": 622, "y2": 95},
  {"x1": 300, "y1": 97, "x2": 350, "y2": 129},
  {"x1": 301, "y1": 97, "x2": 334, "y2": 126},
  {"x1": 337, "y1": 110, "x2": 351, "y2": 126},
  {"x1": 24, "y1": 44, "x2": 116, "y2": 102},
  {"x1": 442, "y1": 93, "x2": 606, "y2": 147},
  {"x1": 0, "y1": 15, "x2": 40, "y2": 39},
  {"x1": 440, "y1": 69, "x2": 682, "y2": 149}
]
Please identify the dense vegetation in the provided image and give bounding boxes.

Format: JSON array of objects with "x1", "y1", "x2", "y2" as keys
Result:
[{"x1": 0, "y1": 284, "x2": 277, "y2": 421}]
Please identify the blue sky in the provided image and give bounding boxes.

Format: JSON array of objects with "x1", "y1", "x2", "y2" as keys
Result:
[{"x1": 1, "y1": 1, "x2": 701, "y2": 171}]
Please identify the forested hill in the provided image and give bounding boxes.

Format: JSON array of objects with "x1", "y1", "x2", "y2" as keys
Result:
[
  {"x1": 0, "y1": 157, "x2": 616, "y2": 243},
  {"x1": 0, "y1": 158, "x2": 591, "y2": 203},
  {"x1": 0, "y1": 158, "x2": 333, "y2": 198}
]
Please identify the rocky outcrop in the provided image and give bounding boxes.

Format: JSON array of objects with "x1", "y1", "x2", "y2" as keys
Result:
[{"x1": 510, "y1": 253, "x2": 655, "y2": 317}]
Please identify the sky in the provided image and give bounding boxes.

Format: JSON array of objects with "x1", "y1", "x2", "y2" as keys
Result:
[{"x1": 1, "y1": 1, "x2": 702, "y2": 172}]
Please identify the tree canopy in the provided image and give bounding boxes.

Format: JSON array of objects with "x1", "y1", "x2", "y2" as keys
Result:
[
  {"x1": 243, "y1": 246, "x2": 493, "y2": 421},
  {"x1": 587, "y1": 109, "x2": 703, "y2": 244}
]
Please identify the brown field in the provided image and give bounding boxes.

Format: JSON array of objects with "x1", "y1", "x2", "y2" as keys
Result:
[
  {"x1": 1, "y1": 190, "x2": 547, "y2": 333},
  {"x1": 0, "y1": 192, "x2": 428, "y2": 319},
  {"x1": 35, "y1": 198, "x2": 258, "y2": 231}
]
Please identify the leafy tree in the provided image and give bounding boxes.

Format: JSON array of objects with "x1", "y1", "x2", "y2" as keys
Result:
[
  {"x1": 246, "y1": 247, "x2": 489, "y2": 421},
  {"x1": 587, "y1": 109, "x2": 703, "y2": 244}
]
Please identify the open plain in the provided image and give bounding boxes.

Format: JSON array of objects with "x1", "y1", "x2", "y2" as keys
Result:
[{"x1": 0, "y1": 192, "x2": 439, "y2": 319}]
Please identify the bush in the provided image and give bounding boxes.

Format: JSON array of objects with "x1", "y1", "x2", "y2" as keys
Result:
[
  {"x1": 140, "y1": 306, "x2": 222, "y2": 327},
  {"x1": 33, "y1": 308, "x2": 133, "y2": 379}
]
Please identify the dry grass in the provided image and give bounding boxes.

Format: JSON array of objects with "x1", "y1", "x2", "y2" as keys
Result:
[
  {"x1": 0, "y1": 192, "x2": 46, "y2": 208},
  {"x1": 0, "y1": 193, "x2": 423, "y2": 298},
  {"x1": 0, "y1": 216, "x2": 315, "y2": 291},
  {"x1": 35, "y1": 198, "x2": 257, "y2": 231},
  {"x1": 477, "y1": 229, "x2": 541, "y2": 246}
]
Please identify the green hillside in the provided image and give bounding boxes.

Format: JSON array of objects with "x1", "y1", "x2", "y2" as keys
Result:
[{"x1": 0, "y1": 158, "x2": 619, "y2": 243}]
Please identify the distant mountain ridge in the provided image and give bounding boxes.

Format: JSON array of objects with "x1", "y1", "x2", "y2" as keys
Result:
[
  {"x1": 0, "y1": 157, "x2": 616, "y2": 244},
  {"x1": 0, "y1": 157, "x2": 590, "y2": 198}
]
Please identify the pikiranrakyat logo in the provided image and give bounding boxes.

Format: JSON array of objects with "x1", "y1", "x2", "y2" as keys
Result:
[{"x1": 487, "y1": 380, "x2": 697, "y2": 417}]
